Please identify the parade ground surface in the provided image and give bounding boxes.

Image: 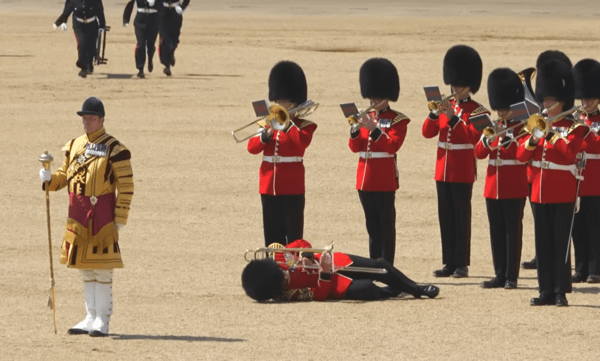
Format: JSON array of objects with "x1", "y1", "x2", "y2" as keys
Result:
[{"x1": 2, "y1": 0, "x2": 600, "y2": 360}]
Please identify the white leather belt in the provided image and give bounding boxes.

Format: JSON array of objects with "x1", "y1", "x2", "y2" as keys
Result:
[
  {"x1": 359, "y1": 151, "x2": 393, "y2": 159},
  {"x1": 262, "y1": 156, "x2": 303, "y2": 163},
  {"x1": 138, "y1": 8, "x2": 158, "y2": 13},
  {"x1": 489, "y1": 159, "x2": 525, "y2": 166},
  {"x1": 438, "y1": 142, "x2": 474, "y2": 150},
  {"x1": 75, "y1": 16, "x2": 97, "y2": 24},
  {"x1": 531, "y1": 160, "x2": 581, "y2": 179},
  {"x1": 163, "y1": 2, "x2": 178, "y2": 7},
  {"x1": 585, "y1": 154, "x2": 600, "y2": 160}
]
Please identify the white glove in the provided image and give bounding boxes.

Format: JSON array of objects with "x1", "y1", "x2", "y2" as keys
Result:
[
  {"x1": 39, "y1": 169, "x2": 51, "y2": 182},
  {"x1": 147, "y1": 0, "x2": 155, "y2": 6},
  {"x1": 115, "y1": 223, "x2": 125, "y2": 231},
  {"x1": 175, "y1": 5, "x2": 183, "y2": 14},
  {"x1": 99, "y1": 28, "x2": 105, "y2": 33},
  {"x1": 532, "y1": 126, "x2": 545, "y2": 139},
  {"x1": 123, "y1": 22, "x2": 129, "y2": 27},
  {"x1": 53, "y1": 23, "x2": 67, "y2": 31}
]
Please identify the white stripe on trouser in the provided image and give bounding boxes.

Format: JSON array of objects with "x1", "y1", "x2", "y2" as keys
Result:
[{"x1": 80, "y1": 269, "x2": 113, "y2": 335}]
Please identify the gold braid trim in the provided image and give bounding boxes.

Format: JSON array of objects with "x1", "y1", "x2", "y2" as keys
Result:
[
  {"x1": 470, "y1": 103, "x2": 490, "y2": 116},
  {"x1": 391, "y1": 112, "x2": 410, "y2": 125},
  {"x1": 297, "y1": 119, "x2": 315, "y2": 129}
]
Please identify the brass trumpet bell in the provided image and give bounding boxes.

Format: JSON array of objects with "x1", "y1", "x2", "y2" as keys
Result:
[{"x1": 428, "y1": 93, "x2": 456, "y2": 115}]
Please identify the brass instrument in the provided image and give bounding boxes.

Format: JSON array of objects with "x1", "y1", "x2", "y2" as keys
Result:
[
  {"x1": 347, "y1": 100, "x2": 387, "y2": 127},
  {"x1": 428, "y1": 93, "x2": 456, "y2": 115},
  {"x1": 518, "y1": 67, "x2": 537, "y2": 104},
  {"x1": 232, "y1": 100, "x2": 319, "y2": 143},
  {"x1": 244, "y1": 242, "x2": 387, "y2": 274},
  {"x1": 525, "y1": 106, "x2": 586, "y2": 138}
]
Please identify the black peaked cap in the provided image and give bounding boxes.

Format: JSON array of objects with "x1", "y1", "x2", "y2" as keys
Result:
[{"x1": 77, "y1": 96, "x2": 105, "y2": 117}]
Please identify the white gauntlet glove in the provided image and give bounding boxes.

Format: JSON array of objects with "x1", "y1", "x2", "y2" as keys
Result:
[
  {"x1": 39, "y1": 169, "x2": 51, "y2": 182},
  {"x1": 532, "y1": 126, "x2": 545, "y2": 139},
  {"x1": 147, "y1": 0, "x2": 155, "y2": 6},
  {"x1": 175, "y1": 5, "x2": 183, "y2": 14},
  {"x1": 53, "y1": 23, "x2": 67, "y2": 31},
  {"x1": 115, "y1": 223, "x2": 125, "y2": 231}
]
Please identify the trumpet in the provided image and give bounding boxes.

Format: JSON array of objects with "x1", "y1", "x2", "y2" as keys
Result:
[
  {"x1": 232, "y1": 100, "x2": 319, "y2": 143},
  {"x1": 244, "y1": 243, "x2": 387, "y2": 274},
  {"x1": 428, "y1": 93, "x2": 456, "y2": 115},
  {"x1": 347, "y1": 100, "x2": 387, "y2": 127}
]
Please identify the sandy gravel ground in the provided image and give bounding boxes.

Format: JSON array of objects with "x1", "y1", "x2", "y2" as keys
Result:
[{"x1": 1, "y1": 1, "x2": 600, "y2": 360}]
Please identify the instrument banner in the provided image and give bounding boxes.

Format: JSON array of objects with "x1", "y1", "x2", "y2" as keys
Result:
[
  {"x1": 470, "y1": 113, "x2": 493, "y2": 131},
  {"x1": 423, "y1": 86, "x2": 442, "y2": 102},
  {"x1": 252, "y1": 100, "x2": 270, "y2": 117},
  {"x1": 340, "y1": 103, "x2": 359, "y2": 118},
  {"x1": 509, "y1": 101, "x2": 533, "y2": 122}
]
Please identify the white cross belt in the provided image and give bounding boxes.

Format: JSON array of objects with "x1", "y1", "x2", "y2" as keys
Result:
[
  {"x1": 438, "y1": 142, "x2": 474, "y2": 150},
  {"x1": 489, "y1": 159, "x2": 525, "y2": 166},
  {"x1": 359, "y1": 151, "x2": 393, "y2": 159}
]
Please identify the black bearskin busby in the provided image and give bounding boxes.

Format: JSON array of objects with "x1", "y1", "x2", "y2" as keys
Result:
[
  {"x1": 536, "y1": 50, "x2": 572, "y2": 70},
  {"x1": 268, "y1": 61, "x2": 307, "y2": 106},
  {"x1": 359, "y1": 58, "x2": 400, "y2": 102},
  {"x1": 573, "y1": 58, "x2": 600, "y2": 100},
  {"x1": 77, "y1": 96, "x2": 105, "y2": 117},
  {"x1": 535, "y1": 59, "x2": 575, "y2": 111},
  {"x1": 443, "y1": 45, "x2": 483, "y2": 94},
  {"x1": 487, "y1": 68, "x2": 525, "y2": 110},
  {"x1": 241, "y1": 259, "x2": 284, "y2": 302}
]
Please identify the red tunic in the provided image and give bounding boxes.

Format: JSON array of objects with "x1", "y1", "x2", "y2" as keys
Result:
[
  {"x1": 578, "y1": 112, "x2": 600, "y2": 197},
  {"x1": 275, "y1": 239, "x2": 353, "y2": 301},
  {"x1": 516, "y1": 117, "x2": 589, "y2": 203},
  {"x1": 474, "y1": 122, "x2": 529, "y2": 199},
  {"x1": 422, "y1": 99, "x2": 490, "y2": 183},
  {"x1": 348, "y1": 108, "x2": 409, "y2": 191},
  {"x1": 247, "y1": 118, "x2": 317, "y2": 195}
]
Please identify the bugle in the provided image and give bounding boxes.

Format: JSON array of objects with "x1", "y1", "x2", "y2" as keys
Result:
[
  {"x1": 244, "y1": 243, "x2": 387, "y2": 274},
  {"x1": 232, "y1": 100, "x2": 318, "y2": 143},
  {"x1": 428, "y1": 93, "x2": 456, "y2": 115}
]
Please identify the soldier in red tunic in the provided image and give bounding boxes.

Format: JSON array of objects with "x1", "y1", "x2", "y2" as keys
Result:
[
  {"x1": 247, "y1": 61, "x2": 317, "y2": 247},
  {"x1": 571, "y1": 58, "x2": 600, "y2": 284},
  {"x1": 242, "y1": 239, "x2": 439, "y2": 301},
  {"x1": 422, "y1": 45, "x2": 490, "y2": 278},
  {"x1": 475, "y1": 68, "x2": 528, "y2": 289},
  {"x1": 348, "y1": 58, "x2": 410, "y2": 265},
  {"x1": 516, "y1": 57, "x2": 589, "y2": 307}
]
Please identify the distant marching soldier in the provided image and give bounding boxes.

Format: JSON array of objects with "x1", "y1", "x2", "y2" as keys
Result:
[
  {"x1": 348, "y1": 58, "x2": 410, "y2": 266},
  {"x1": 571, "y1": 58, "x2": 600, "y2": 284},
  {"x1": 247, "y1": 61, "x2": 318, "y2": 247},
  {"x1": 517, "y1": 57, "x2": 588, "y2": 307},
  {"x1": 158, "y1": 0, "x2": 190, "y2": 76},
  {"x1": 123, "y1": 0, "x2": 160, "y2": 78},
  {"x1": 422, "y1": 45, "x2": 490, "y2": 278},
  {"x1": 475, "y1": 68, "x2": 528, "y2": 289},
  {"x1": 54, "y1": 0, "x2": 106, "y2": 78}
]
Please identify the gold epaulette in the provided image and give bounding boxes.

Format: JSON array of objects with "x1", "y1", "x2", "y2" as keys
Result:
[
  {"x1": 470, "y1": 102, "x2": 490, "y2": 116},
  {"x1": 297, "y1": 119, "x2": 315, "y2": 129},
  {"x1": 391, "y1": 112, "x2": 410, "y2": 125}
]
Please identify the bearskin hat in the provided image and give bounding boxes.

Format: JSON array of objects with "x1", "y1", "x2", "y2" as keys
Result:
[
  {"x1": 535, "y1": 59, "x2": 575, "y2": 111},
  {"x1": 241, "y1": 259, "x2": 284, "y2": 302},
  {"x1": 573, "y1": 58, "x2": 600, "y2": 100},
  {"x1": 268, "y1": 61, "x2": 307, "y2": 105},
  {"x1": 359, "y1": 58, "x2": 400, "y2": 102},
  {"x1": 536, "y1": 50, "x2": 572, "y2": 70},
  {"x1": 443, "y1": 45, "x2": 483, "y2": 94},
  {"x1": 487, "y1": 68, "x2": 525, "y2": 110},
  {"x1": 77, "y1": 96, "x2": 105, "y2": 117}
]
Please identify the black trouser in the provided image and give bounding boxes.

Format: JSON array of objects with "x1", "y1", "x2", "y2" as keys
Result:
[
  {"x1": 73, "y1": 20, "x2": 99, "y2": 70},
  {"x1": 531, "y1": 202, "x2": 574, "y2": 295},
  {"x1": 358, "y1": 190, "x2": 396, "y2": 265},
  {"x1": 436, "y1": 181, "x2": 473, "y2": 267},
  {"x1": 134, "y1": 13, "x2": 159, "y2": 70},
  {"x1": 158, "y1": 10, "x2": 182, "y2": 67},
  {"x1": 341, "y1": 255, "x2": 421, "y2": 300},
  {"x1": 485, "y1": 197, "x2": 526, "y2": 281},
  {"x1": 572, "y1": 196, "x2": 600, "y2": 277},
  {"x1": 260, "y1": 194, "x2": 304, "y2": 247}
]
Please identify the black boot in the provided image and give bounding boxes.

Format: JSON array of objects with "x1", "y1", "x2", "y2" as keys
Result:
[
  {"x1": 137, "y1": 69, "x2": 145, "y2": 78},
  {"x1": 78, "y1": 68, "x2": 87, "y2": 78},
  {"x1": 416, "y1": 285, "x2": 439, "y2": 299},
  {"x1": 433, "y1": 265, "x2": 455, "y2": 277},
  {"x1": 163, "y1": 66, "x2": 172, "y2": 76},
  {"x1": 480, "y1": 277, "x2": 505, "y2": 289},
  {"x1": 522, "y1": 257, "x2": 537, "y2": 269}
]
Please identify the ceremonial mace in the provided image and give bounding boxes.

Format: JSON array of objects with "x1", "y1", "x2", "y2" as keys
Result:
[{"x1": 39, "y1": 150, "x2": 57, "y2": 334}]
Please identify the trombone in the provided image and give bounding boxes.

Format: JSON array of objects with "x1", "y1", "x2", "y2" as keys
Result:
[
  {"x1": 428, "y1": 93, "x2": 456, "y2": 116},
  {"x1": 232, "y1": 100, "x2": 319, "y2": 143},
  {"x1": 347, "y1": 100, "x2": 387, "y2": 128},
  {"x1": 244, "y1": 242, "x2": 387, "y2": 274}
]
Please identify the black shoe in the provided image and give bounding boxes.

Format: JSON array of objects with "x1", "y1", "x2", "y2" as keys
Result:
[
  {"x1": 137, "y1": 69, "x2": 145, "y2": 78},
  {"x1": 522, "y1": 258, "x2": 537, "y2": 269},
  {"x1": 78, "y1": 69, "x2": 87, "y2": 78},
  {"x1": 433, "y1": 266, "x2": 455, "y2": 278},
  {"x1": 480, "y1": 277, "x2": 505, "y2": 288},
  {"x1": 419, "y1": 285, "x2": 440, "y2": 299},
  {"x1": 555, "y1": 294, "x2": 568, "y2": 307},
  {"x1": 67, "y1": 328, "x2": 88, "y2": 335},
  {"x1": 89, "y1": 330, "x2": 109, "y2": 337},
  {"x1": 587, "y1": 275, "x2": 600, "y2": 283},
  {"x1": 572, "y1": 272, "x2": 587, "y2": 283},
  {"x1": 148, "y1": 59, "x2": 153, "y2": 73},
  {"x1": 530, "y1": 293, "x2": 554, "y2": 306},
  {"x1": 87, "y1": 64, "x2": 94, "y2": 74},
  {"x1": 452, "y1": 267, "x2": 468, "y2": 278},
  {"x1": 163, "y1": 66, "x2": 172, "y2": 76},
  {"x1": 504, "y1": 280, "x2": 518, "y2": 289},
  {"x1": 171, "y1": 56, "x2": 175, "y2": 66}
]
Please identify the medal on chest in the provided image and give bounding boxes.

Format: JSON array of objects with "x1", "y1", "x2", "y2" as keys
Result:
[{"x1": 553, "y1": 126, "x2": 568, "y2": 138}]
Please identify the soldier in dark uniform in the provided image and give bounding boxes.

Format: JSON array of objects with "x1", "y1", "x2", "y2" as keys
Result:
[
  {"x1": 158, "y1": 0, "x2": 190, "y2": 76},
  {"x1": 123, "y1": 0, "x2": 160, "y2": 78},
  {"x1": 54, "y1": 0, "x2": 106, "y2": 78},
  {"x1": 348, "y1": 58, "x2": 410, "y2": 266}
]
